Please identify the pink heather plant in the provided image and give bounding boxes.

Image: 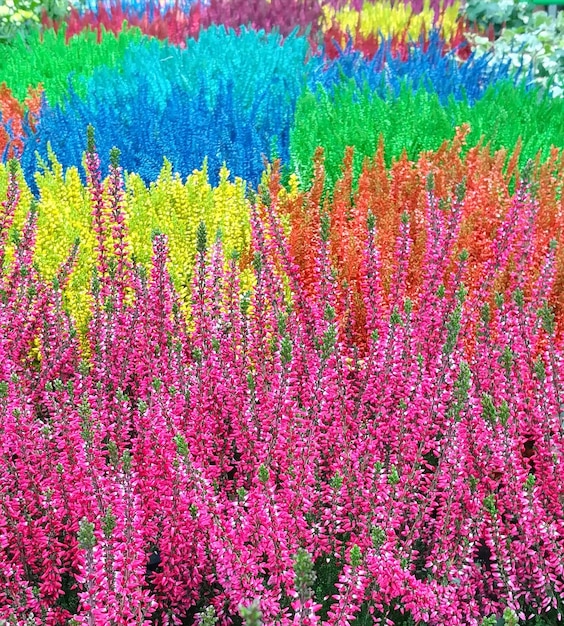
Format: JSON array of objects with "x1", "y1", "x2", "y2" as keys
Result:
[{"x1": 0, "y1": 145, "x2": 564, "y2": 625}]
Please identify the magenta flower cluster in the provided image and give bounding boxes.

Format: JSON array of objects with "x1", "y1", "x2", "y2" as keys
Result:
[{"x1": 1, "y1": 147, "x2": 564, "y2": 625}]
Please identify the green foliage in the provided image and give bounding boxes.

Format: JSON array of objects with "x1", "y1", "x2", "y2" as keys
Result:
[
  {"x1": 197, "y1": 606, "x2": 219, "y2": 626},
  {"x1": 313, "y1": 553, "x2": 340, "y2": 620},
  {"x1": 280, "y1": 336, "x2": 293, "y2": 365},
  {"x1": 481, "y1": 393, "x2": 497, "y2": 425},
  {"x1": 468, "y1": 10, "x2": 564, "y2": 97},
  {"x1": 77, "y1": 518, "x2": 96, "y2": 550},
  {"x1": 293, "y1": 548, "x2": 316, "y2": 604},
  {"x1": 0, "y1": 0, "x2": 72, "y2": 43},
  {"x1": 350, "y1": 544, "x2": 362, "y2": 567},
  {"x1": 290, "y1": 81, "x2": 564, "y2": 190},
  {"x1": 196, "y1": 220, "x2": 208, "y2": 256},
  {"x1": 503, "y1": 608, "x2": 519, "y2": 626},
  {"x1": 56, "y1": 573, "x2": 80, "y2": 614},
  {"x1": 0, "y1": 26, "x2": 148, "y2": 102},
  {"x1": 462, "y1": 0, "x2": 532, "y2": 32},
  {"x1": 258, "y1": 463, "x2": 269, "y2": 484},
  {"x1": 239, "y1": 601, "x2": 262, "y2": 626}
]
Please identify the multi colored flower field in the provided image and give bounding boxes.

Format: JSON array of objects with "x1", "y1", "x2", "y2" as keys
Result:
[{"x1": 1, "y1": 1, "x2": 564, "y2": 624}]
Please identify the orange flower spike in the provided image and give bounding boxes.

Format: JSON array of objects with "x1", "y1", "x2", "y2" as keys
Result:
[
  {"x1": 518, "y1": 156, "x2": 557, "y2": 293},
  {"x1": 340, "y1": 148, "x2": 391, "y2": 330},
  {"x1": 457, "y1": 166, "x2": 498, "y2": 287},
  {"x1": 24, "y1": 86, "x2": 43, "y2": 138},
  {"x1": 301, "y1": 152, "x2": 328, "y2": 291},
  {"x1": 308, "y1": 146, "x2": 326, "y2": 217},
  {"x1": 375, "y1": 155, "x2": 409, "y2": 295},
  {"x1": 427, "y1": 125, "x2": 468, "y2": 196},
  {"x1": 0, "y1": 84, "x2": 24, "y2": 158},
  {"x1": 330, "y1": 146, "x2": 355, "y2": 271},
  {"x1": 537, "y1": 149, "x2": 563, "y2": 235},
  {"x1": 0, "y1": 84, "x2": 43, "y2": 158},
  {"x1": 536, "y1": 150, "x2": 564, "y2": 315},
  {"x1": 355, "y1": 139, "x2": 390, "y2": 229},
  {"x1": 0, "y1": 130, "x2": 8, "y2": 159},
  {"x1": 393, "y1": 156, "x2": 427, "y2": 295},
  {"x1": 281, "y1": 150, "x2": 326, "y2": 293},
  {"x1": 505, "y1": 138, "x2": 522, "y2": 185}
]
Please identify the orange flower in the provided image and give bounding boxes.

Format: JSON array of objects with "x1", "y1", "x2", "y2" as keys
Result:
[
  {"x1": 273, "y1": 130, "x2": 564, "y2": 346},
  {"x1": 0, "y1": 84, "x2": 42, "y2": 159}
]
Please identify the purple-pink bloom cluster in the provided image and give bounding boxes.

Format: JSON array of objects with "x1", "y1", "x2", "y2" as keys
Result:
[{"x1": 1, "y1": 145, "x2": 564, "y2": 625}]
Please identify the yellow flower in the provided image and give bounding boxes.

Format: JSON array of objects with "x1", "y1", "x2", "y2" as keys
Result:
[
  {"x1": 322, "y1": 0, "x2": 460, "y2": 42},
  {"x1": 0, "y1": 156, "x2": 252, "y2": 333}
]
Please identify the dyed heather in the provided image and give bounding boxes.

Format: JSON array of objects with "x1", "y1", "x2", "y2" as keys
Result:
[
  {"x1": 0, "y1": 27, "x2": 148, "y2": 104},
  {"x1": 311, "y1": 31, "x2": 526, "y2": 105},
  {"x1": 20, "y1": 27, "x2": 312, "y2": 188},
  {"x1": 18, "y1": 27, "x2": 527, "y2": 189},
  {"x1": 291, "y1": 81, "x2": 564, "y2": 187}
]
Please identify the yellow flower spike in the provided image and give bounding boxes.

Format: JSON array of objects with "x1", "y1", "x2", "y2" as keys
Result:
[
  {"x1": 438, "y1": 2, "x2": 460, "y2": 40},
  {"x1": 212, "y1": 166, "x2": 251, "y2": 261},
  {"x1": 322, "y1": 0, "x2": 460, "y2": 42},
  {"x1": 124, "y1": 173, "x2": 155, "y2": 268},
  {"x1": 0, "y1": 164, "x2": 33, "y2": 271},
  {"x1": 2, "y1": 157, "x2": 252, "y2": 334},
  {"x1": 286, "y1": 173, "x2": 301, "y2": 202},
  {"x1": 279, "y1": 212, "x2": 292, "y2": 238},
  {"x1": 127, "y1": 161, "x2": 252, "y2": 308},
  {"x1": 33, "y1": 161, "x2": 95, "y2": 334}
]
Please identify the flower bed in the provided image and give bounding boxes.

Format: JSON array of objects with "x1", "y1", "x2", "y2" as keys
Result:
[{"x1": 1, "y1": 1, "x2": 564, "y2": 624}]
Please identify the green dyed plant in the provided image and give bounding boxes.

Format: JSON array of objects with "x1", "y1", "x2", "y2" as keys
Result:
[
  {"x1": 0, "y1": 25, "x2": 149, "y2": 103},
  {"x1": 290, "y1": 80, "x2": 564, "y2": 189},
  {"x1": 0, "y1": 0, "x2": 71, "y2": 43}
]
